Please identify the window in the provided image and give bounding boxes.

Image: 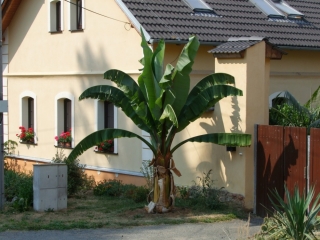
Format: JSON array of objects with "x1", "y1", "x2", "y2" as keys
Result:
[
  {"x1": 48, "y1": 0, "x2": 64, "y2": 32},
  {"x1": 55, "y1": 93, "x2": 74, "y2": 147},
  {"x1": 64, "y1": 99, "x2": 72, "y2": 132},
  {"x1": 95, "y1": 100, "x2": 118, "y2": 153},
  {"x1": 250, "y1": 0, "x2": 304, "y2": 20},
  {"x1": 182, "y1": 0, "x2": 214, "y2": 13},
  {"x1": 20, "y1": 91, "x2": 37, "y2": 143},
  {"x1": 69, "y1": 0, "x2": 85, "y2": 31},
  {"x1": 104, "y1": 101, "x2": 114, "y2": 129},
  {"x1": 28, "y1": 98, "x2": 34, "y2": 129}
]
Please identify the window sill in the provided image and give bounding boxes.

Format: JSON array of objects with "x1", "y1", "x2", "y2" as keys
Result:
[
  {"x1": 94, "y1": 150, "x2": 118, "y2": 155},
  {"x1": 54, "y1": 145, "x2": 73, "y2": 149},
  {"x1": 20, "y1": 141, "x2": 37, "y2": 145},
  {"x1": 70, "y1": 29, "x2": 84, "y2": 33},
  {"x1": 49, "y1": 31, "x2": 63, "y2": 34}
]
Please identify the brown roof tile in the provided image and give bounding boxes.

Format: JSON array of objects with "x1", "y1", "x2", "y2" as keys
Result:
[{"x1": 121, "y1": 0, "x2": 320, "y2": 48}]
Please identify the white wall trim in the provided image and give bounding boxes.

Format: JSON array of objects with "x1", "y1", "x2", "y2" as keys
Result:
[
  {"x1": 4, "y1": 71, "x2": 141, "y2": 77},
  {"x1": 54, "y1": 92, "x2": 75, "y2": 146},
  {"x1": 94, "y1": 100, "x2": 118, "y2": 154},
  {"x1": 19, "y1": 91, "x2": 37, "y2": 143},
  {"x1": 9, "y1": 155, "x2": 143, "y2": 177}
]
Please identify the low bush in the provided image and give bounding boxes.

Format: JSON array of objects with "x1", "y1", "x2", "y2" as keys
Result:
[
  {"x1": 93, "y1": 179, "x2": 148, "y2": 203},
  {"x1": 52, "y1": 149, "x2": 95, "y2": 196},
  {"x1": 176, "y1": 169, "x2": 224, "y2": 210},
  {"x1": 4, "y1": 169, "x2": 33, "y2": 212}
]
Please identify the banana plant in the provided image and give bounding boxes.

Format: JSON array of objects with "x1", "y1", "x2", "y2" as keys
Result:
[{"x1": 68, "y1": 31, "x2": 251, "y2": 213}]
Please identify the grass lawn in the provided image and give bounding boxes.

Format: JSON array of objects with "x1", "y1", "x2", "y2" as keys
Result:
[{"x1": 0, "y1": 191, "x2": 249, "y2": 232}]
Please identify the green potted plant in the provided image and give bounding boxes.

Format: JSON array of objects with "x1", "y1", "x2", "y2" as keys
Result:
[{"x1": 16, "y1": 126, "x2": 35, "y2": 144}]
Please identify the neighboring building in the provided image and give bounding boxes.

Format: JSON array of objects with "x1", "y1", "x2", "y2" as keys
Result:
[{"x1": 2, "y1": 0, "x2": 320, "y2": 209}]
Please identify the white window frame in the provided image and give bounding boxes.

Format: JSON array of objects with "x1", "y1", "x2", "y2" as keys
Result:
[
  {"x1": 68, "y1": 0, "x2": 85, "y2": 31},
  {"x1": 94, "y1": 100, "x2": 118, "y2": 153},
  {"x1": 47, "y1": 0, "x2": 64, "y2": 32},
  {"x1": 19, "y1": 91, "x2": 37, "y2": 143},
  {"x1": 55, "y1": 92, "x2": 75, "y2": 147}
]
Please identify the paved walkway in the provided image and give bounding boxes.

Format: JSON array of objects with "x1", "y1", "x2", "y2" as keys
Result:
[{"x1": 0, "y1": 217, "x2": 263, "y2": 240}]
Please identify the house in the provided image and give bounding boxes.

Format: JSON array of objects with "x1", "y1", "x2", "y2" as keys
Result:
[{"x1": 2, "y1": 0, "x2": 320, "y2": 209}]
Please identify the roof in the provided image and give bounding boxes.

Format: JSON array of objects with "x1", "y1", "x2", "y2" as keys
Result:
[
  {"x1": 2, "y1": 0, "x2": 22, "y2": 34},
  {"x1": 209, "y1": 37, "x2": 265, "y2": 54},
  {"x1": 119, "y1": 0, "x2": 320, "y2": 49}
]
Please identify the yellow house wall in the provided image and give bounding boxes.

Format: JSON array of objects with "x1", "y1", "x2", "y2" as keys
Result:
[{"x1": 270, "y1": 49, "x2": 320, "y2": 104}]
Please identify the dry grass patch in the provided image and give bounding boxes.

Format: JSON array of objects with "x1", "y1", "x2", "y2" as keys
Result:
[{"x1": 0, "y1": 191, "x2": 245, "y2": 232}]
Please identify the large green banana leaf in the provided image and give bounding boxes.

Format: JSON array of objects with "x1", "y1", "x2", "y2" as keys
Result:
[
  {"x1": 79, "y1": 85, "x2": 154, "y2": 134},
  {"x1": 177, "y1": 85, "x2": 243, "y2": 132},
  {"x1": 169, "y1": 36, "x2": 200, "y2": 117},
  {"x1": 103, "y1": 69, "x2": 145, "y2": 106},
  {"x1": 138, "y1": 30, "x2": 162, "y2": 120},
  {"x1": 68, "y1": 129, "x2": 156, "y2": 161},
  {"x1": 185, "y1": 73, "x2": 235, "y2": 106},
  {"x1": 171, "y1": 133, "x2": 251, "y2": 153}
]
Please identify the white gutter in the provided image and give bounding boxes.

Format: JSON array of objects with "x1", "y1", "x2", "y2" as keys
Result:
[{"x1": 115, "y1": 0, "x2": 151, "y2": 42}]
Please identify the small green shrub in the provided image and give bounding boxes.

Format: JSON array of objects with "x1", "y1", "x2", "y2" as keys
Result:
[
  {"x1": 131, "y1": 186, "x2": 149, "y2": 203},
  {"x1": 93, "y1": 179, "x2": 123, "y2": 197},
  {"x1": 52, "y1": 149, "x2": 93, "y2": 196},
  {"x1": 256, "y1": 185, "x2": 320, "y2": 240},
  {"x1": 4, "y1": 169, "x2": 33, "y2": 212},
  {"x1": 93, "y1": 179, "x2": 148, "y2": 203}
]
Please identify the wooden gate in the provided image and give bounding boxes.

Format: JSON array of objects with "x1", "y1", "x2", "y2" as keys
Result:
[{"x1": 255, "y1": 125, "x2": 307, "y2": 217}]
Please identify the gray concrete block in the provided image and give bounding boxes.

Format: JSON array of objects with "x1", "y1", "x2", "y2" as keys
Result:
[{"x1": 33, "y1": 164, "x2": 67, "y2": 211}]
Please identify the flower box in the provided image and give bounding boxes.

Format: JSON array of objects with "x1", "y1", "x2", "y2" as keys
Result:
[
  {"x1": 17, "y1": 126, "x2": 35, "y2": 143},
  {"x1": 94, "y1": 139, "x2": 114, "y2": 153},
  {"x1": 55, "y1": 130, "x2": 72, "y2": 148}
]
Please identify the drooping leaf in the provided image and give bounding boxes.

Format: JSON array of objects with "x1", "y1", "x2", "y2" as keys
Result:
[
  {"x1": 68, "y1": 129, "x2": 156, "y2": 161},
  {"x1": 104, "y1": 69, "x2": 145, "y2": 107},
  {"x1": 305, "y1": 86, "x2": 320, "y2": 110},
  {"x1": 185, "y1": 73, "x2": 235, "y2": 106},
  {"x1": 177, "y1": 85, "x2": 243, "y2": 132},
  {"x1": 79, "y1": 85, "x2": 153, "y2": 134},
  {"x1": 171, "y1": 133, "x2": 251, "y2": 153}
]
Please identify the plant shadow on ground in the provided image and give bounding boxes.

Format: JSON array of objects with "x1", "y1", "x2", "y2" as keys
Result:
[{"x1": 0, "y1": 190, "x2": 253, "y2": 232}]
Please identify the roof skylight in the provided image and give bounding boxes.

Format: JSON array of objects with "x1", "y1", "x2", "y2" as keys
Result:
[
  {"x1": 250, "y1": 0, "x2": 304, "y2": 20},
  {"x1": 272, "y1": 1, "x2": 304, "y2": 19},
  {"x1": 182, "y1": 0, "x2": 214, "y2": 13},
  {"x1": 250, "y1": 0, "x2": 285, "y2": 19}
]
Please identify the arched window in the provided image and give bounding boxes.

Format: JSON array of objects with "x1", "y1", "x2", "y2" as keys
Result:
[
  {"x1": 19, "y1": 91, "x2": 37, "y2": 143},
  {"x1": 95, "y1": 100, "x2": 118, "y2": 153},
  {"x1": 55, "y1": 92, "x2": 74, "y2": 147},
  {"x1": 48, "y1": 0, "x2": 64, "y2": 32}
]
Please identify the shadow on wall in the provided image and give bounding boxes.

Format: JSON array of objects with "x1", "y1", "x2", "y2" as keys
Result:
[{"x1": 256, "y1": 135, "x2": 298, "y2": 217}]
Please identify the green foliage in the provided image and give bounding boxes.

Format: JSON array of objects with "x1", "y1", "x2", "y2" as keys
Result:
[
  {"x1": 52, "y1": 149, "x2": 94, "y2": 196},
  {"x1": 270, "y1": 103, "x2": 311, "y2": 127},
  {"x1": 269, "y1": 88, "x2": 320, "y2": 131},
  {"x1": 177, "y1": 170, "x2": 224, "y2": 210},
  {"x1": 4, "y1": 169, "x2": 33, "y2": 212},
  {"x1": 93, "y1": 179, "x2": 148, "y2": 203},
  {"x1": 68, "y1": 32, "x2": 251, "y2": 163},
  {"x1": 257, "y1": 185, "x2": 320, "y2": 239},
  {"x1": 3, "y1": 140, "x2": 18, "y2": 157}
]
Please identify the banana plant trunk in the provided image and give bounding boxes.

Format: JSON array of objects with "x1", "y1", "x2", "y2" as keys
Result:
[{"x1": 146, "y1": 152, "x2": 181, "y2": 213}]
